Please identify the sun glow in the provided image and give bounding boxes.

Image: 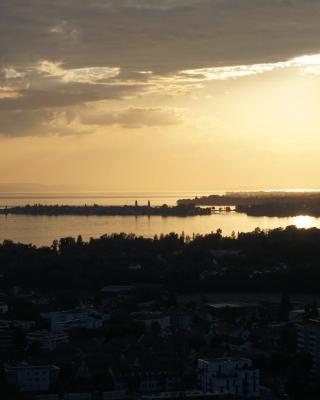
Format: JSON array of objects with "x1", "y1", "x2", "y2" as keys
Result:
[{"x1": 293, "y1": 215, "x2": 316, "y2": 229}]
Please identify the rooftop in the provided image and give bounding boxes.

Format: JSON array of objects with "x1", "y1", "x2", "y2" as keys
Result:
[{"x1": 5, "y1": 364, "x2": 60, "y2": 371}]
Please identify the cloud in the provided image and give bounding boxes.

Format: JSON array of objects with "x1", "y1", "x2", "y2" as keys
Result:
[
  {"x1": 0, "y1": 87, "x2": 21, "y2": 99},
  {"x1": 81, "y1": 107, "x2": 183, "y2": 128},
  {"x1": 2, "y1": 0, "x2": 320, "y2": 73},
  {"x1": 175, "y1": 54, "x2": 320, "y2": 81},
  {"x1": 0, "y1": 83, "x2": 145, "y2": 111},
  {"x1": 36, "y1": 61, "x2": 120, "y2": 84},
  {"x1": 0, "y1": 110, "x2": 55, "y2": 136},
  {"x1": 0, "y1": 106, "x2": 183, "y2": 137},
  {"x1": 0, "y1": 109, "x2": 93, "y2": 137},
  {"x1": 2, "y1": 0, "x2": 320, "y2": 136},
  {"x1": 116, "y1": 0, "x2": 198, "y2": 11},
  {"x1": 3, "y1": 67, "x2": 25, "y2": 79}
]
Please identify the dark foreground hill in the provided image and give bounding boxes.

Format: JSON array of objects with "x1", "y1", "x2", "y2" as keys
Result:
[{"x1": 1, "y1": 226, "x2": 320, "y2": 293}]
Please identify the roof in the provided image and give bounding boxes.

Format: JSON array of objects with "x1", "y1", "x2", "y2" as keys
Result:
[
  {"x1": 100, "y1": 285, "x2": 135, "y2": 293},
  {"x1": 131, "y1": 311, "x2": 169, "y2": 320},
  {"x1": 5, "y1": 364, "x2": 60, "y2": 371},
  {"x1": 198, "y1": 357, "x2": 251, "y2": 364},
  {"x1": 206, "y1": 302, "x2": 258, "y2": 309}
]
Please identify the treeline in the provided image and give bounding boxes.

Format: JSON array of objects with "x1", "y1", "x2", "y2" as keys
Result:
[
  {"x1": 1, "y1": 226, "x2": 320, "y2": 293},
  {"x1": 237, "y1": 203, "x2": 320, "y2": 217},
  {"x1": 178, "y1": 191, "x2": 320, "y2": 217}
]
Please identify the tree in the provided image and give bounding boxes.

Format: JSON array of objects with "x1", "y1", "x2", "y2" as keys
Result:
[{"x1": 76, "y1": 235, "x2": 84, "y2": 247}]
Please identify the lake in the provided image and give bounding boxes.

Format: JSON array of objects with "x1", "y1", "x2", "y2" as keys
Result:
[{"x1": 1, "y1": 191, "x2": 320, "y2": 246}]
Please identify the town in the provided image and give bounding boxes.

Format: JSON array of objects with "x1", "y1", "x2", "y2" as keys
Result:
[{"x1": 0, "y1": 228, "x2": 320, "y2": 399}]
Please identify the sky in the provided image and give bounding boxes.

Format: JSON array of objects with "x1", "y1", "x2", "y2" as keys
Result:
[{"x1": 1, "y1": 0, "x2": 320, "y2": 192}]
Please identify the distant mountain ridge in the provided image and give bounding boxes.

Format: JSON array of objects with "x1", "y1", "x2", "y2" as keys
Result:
[{"x1": 0, "y1": 183, "x2": 92, "y2": 193}]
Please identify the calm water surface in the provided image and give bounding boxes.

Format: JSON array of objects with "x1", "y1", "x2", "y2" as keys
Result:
[{"x1": 1, "y1": 192, "x2": 320, "y2": 246}]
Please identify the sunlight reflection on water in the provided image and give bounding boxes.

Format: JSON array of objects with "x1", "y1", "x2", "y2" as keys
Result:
[{"x1": 1, "y1": 193, "x2": 320, "y2": 246}]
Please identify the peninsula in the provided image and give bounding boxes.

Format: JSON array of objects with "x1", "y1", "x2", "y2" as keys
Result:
[
  {"x1": 177, "y1": 191, "x2": 320, "y2": 217},
  {"x1": 0, "y1": 203, "x2": 211, "y2": 217}
]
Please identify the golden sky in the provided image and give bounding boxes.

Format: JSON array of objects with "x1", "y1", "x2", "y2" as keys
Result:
[{"x1": 1, "y1": 0, "x2": 320, "y2": 191}]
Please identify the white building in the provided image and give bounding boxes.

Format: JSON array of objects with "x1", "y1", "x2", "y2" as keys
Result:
[
  {"x1": 141, "y1": 391, "x2": 222, "y2": 400},
  {"x1": 290, "y1": 308, "x2": 320, "y2": 323},
  {"x1": 41, "y1": 307, "x2": 104, "y2": 334},
  {"x1": 0, "y1": 320, "x2": 13, "y2": 350},
  {"x1": 170, "y1": 310, "x2": 193, "y2": 332},
  {"x1": 34, "y1": 394, "x2": 60, "y2": 400},
  {"x1": 13, "y1": 320, "x2": 36, "y2": 331},
  {"x1": 297, "y1": 319, "x2": 320, "y2": 374},
  {"x1": 102, "y1": 390, "x2": 128, "y2": 400},
  {"x1": 5, "y1": 364, "x2": 60, "y2": 392},
  {"x1": 198, "y1": 357, "x2": 260, "y2": 398},
  {"x1": 289, "y1": 309, "x2": 305, "y2": 323},
  {"x1": 64, "y1": 393, "x2": 92, "y2": 400},
  {"x1": 0, "y1": 301, "x2": 8, "y2": 314},
  {"x1": 27, "y1": 330, "x2": 69, "y2": 351}
]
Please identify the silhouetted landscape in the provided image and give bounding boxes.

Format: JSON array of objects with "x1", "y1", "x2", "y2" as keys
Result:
[
  {"x1": 0, "y1": 204, "x2": 211, "y2": 217},
  {"x1": 1, "y1": 226, "x2": 320, "y2": 293},
  {"x1": 1, "y1": 228, "x2": 320, "y2": 399},
  {"x1": 3, "y1": 0, "x2": 320, "y2": 398},
  {"x1": 178, "y1": 191, "x2": 320, "y2": 217}
]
